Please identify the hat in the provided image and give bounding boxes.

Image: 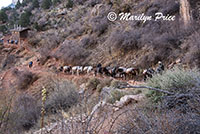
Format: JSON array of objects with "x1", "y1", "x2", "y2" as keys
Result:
[{"x1": 158, "y1": 61, "x2": 162, "y2": 64}]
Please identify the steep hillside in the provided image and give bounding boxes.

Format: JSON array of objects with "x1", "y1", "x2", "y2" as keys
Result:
[
  {"x1": 0, "y1": 0, "x2": 200, "y2": 134},
  {"x1": 1, "y1": 0, "x2": 200, "y2": 69}
]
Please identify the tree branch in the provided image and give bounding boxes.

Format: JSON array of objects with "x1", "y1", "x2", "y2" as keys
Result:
[{"x1": 118, "y1": 85, "x2": 174, "y2": 95}]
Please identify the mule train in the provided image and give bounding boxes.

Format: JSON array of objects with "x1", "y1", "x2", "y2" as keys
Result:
[{"x1": 58, "y1": 61, "x2": 165, "y2": 81}]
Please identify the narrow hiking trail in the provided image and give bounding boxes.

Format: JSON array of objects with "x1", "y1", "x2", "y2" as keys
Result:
[{"x1": 0, "y1": 37, "x2": 145, "y2": 101}]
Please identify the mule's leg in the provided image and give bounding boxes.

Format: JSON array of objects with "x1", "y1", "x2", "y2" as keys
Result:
[{"x1": 77, "y1": 70, "x2": 79, "y2": 76}]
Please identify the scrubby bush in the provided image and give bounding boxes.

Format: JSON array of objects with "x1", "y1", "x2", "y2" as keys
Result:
[
  {"x1": 86, "y1": 77, "x2": 101, "y2": 91},
  {"x1": 28, "y1": 34, "x2": 42, "y2": 47},
  {"x1": 184, "y1": 31, "x2": 200, "y2": 68},
  {"x1": 68, "y1": 22, "x2": 86, "y2": 38},
  {"x1": 52, "y1": 0, "x2": 60, "y2": 6},
  {"x1": 85, "y1": 78, "x2": 112, "y2": 93},
  {"x1": 146, "y1": 68, "x2": 200, "y2": 112},
  {"x1": 6, "y1": 94, "x2": 40, "y2": 133},
  {"x1": 151, "y1": 0, "x2": 179, "y2": 15},
  {"x1": 0, "y1": 25, "x2": 7, "y2": 34},
  {"x1": 110, "y1": 80, "x2": 121, "y2": 88},
  {"x1": 147, "y1": 68, "x2": 200, "y2": 93},
  {"x1": 53, "y1": 40, "x2": 90, "y2": 65},
  {"x1": 108, "y1": 29, "x2": 141, "y2": 53},
  {"x1": 1, "y1": 55, "x2": 16, "y2": 70},
  {"x1": 107, "y1": 89, "x2": 126, "y2": 104},
  {"x1": 41, "y1": 0, "x2": 52, "y2": 9},
  {"x1": 39, "y1": 34, "x2": 61, "y2": 50},
  {"x1": 0, "y1": 9, "x2": 8, "y2": 23},
  {"x1": 66, "y1": 0, "x2": 73, "y2": 8},
  {"x1": 80, "y1": 35, "x2": 97, "y2": 49},
  {"x1": 45, "y1": 81, "x2": 79, "y2": 114},
  {"x1": 15, "y1": 0, "x2": 22, "y2": 9},
  {"x1": 73, "y1": 0, "x2": 86, "y2": 5},
  {"x1": 116, "y1": 109, "x2": 200, "y2": 134},
  {"x1": 96, "y1": 78, "x2": 112, "y2": 93},
  {"x1": 86, "y1": 0, "x2": 101, "y2": 7},
  {"x1": 32, "y1": 0, "x2": 40, "y2": 8},
  {"x1": 12, "y1": 69, "x2": 38, "y2": 90},
  {"x1": 19, "y1": 11, "x2": 32, "y2": 27},
  {"x1": 92, "y1": 16, "x2": 109, "y2": 36},
  {"x1": 36, "y1": 31, "x2": 62, "y2": 64}
]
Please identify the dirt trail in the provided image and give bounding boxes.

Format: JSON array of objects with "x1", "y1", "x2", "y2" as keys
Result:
[{"x1": 0, "y1": 37, "x2": 144, "y2": 102}]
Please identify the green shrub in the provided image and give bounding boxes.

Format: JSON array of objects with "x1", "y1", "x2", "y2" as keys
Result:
[
  {"x1": 107, "y1": 89, "x2": 126, "y2": 104},
  {"x1": 32, "y1": 0, "x2": 40, "y2": 8},
  {"x1": 18, "y1": 11, "x2": 32, "y2": 27},
  {"x1": 86, "y1": 78, "x2": 101, "y2": 91},
  {"x1": 66, "y1": 0, "x2": 73, "y2": 8},
  {"x1": 146, "y1": 68, "x2": 200, "y2": 102},
  {"x1": 52, "y1": 0, "x2": 60, "y2": 6},
  {"x1": 147, "y1": 68, "x2": 200, "y2": 93},
  {"x1": 15, "y1": 0, "x2": 22, "y2": 9},
  {"x1": 41, "y1": 0, "x2": 52, "y2": 9},
  {"x1": 0, "y1": 10, "x2": 8, "y2": 23},
  {"x1": 0, "y1": 25, "x2": 7, "y2": 34},
  {"x1": 96, "y1": 84, "x2": 103, "y2": 93},
  {"x1": 110, "y1": 80, "x2": 121, "y2": 88},
  {"x1": 96, "y1": 78, "x2": 112, "y2": 93}
]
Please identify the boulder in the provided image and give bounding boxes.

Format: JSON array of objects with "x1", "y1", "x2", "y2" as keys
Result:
[{"x1": 114, "y1": 94, "x2": 144, "y2": 111}]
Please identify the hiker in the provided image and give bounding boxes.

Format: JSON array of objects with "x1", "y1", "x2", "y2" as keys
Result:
[
  {"x1": 15, "y1": 40, "x2": 18, "y2": 45},
  {"x1": 94, "y1": 63, "x2": 103, "y2": 76},
  {"x1": 29, "y1": 61, "x2": 33, "y2": 68},
  {"x1": 0, "y1": 39, "x2": 3, "y2": 45},
  {"x1": 156, "y1": 61, "x2": 165, "y2": 74},
  {"x1": 10, "y1": 40, "x2": 14, "y2": 44}
]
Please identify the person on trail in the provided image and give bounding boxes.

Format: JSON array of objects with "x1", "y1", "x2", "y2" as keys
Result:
[
  {"x1": 11, "y1": 40, "x2": 14, "y2": 44},
  {"x1": 15, "y1": 40, "x2": 18, "y2": 45},
  {"x1": 29, "y1": 61, "x2": 33, "y2": 68},
  {"x1": 97, "y1": 63, "x2": 102, "y2": 68},
  {"x1": 94, "y1": 63, "x2": 102, "y2": 76},
  {"x1": 0, "y1": 39, "x2": 3, "y2": 45},
  {"x1": 156, "y1": 61, "x2": 164, "y2": 74}
]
